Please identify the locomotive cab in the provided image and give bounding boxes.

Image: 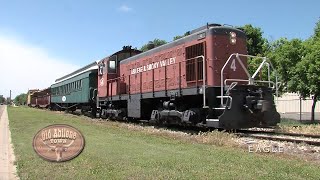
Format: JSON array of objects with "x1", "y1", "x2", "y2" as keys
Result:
[
  {"x1": 98, "y1": 55, "x2": 117, "y2": 75},
  {"x1": 97, "y1": 46, "x2": 141, "y2": 118},
  {"x1": 98, "y1": 46, "x2": 141, "y2": 98}
]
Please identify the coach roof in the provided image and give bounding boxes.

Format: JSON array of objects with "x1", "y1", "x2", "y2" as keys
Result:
[{"x1": 54, "y1": 61, "x2": 98, "y2": 84}]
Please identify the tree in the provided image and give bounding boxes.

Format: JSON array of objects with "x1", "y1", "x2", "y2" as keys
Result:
[
  {"x1": 173, "y1": 31, "x2": 191, "y2": 41},
  {"x1": 267, "y1": 38, "x2": 304, "y2": 92},
  {"x1": 239, "y1": 24, "x2": 271, "y2": 81},
  {"x1": 140, "y1": 39, "x2": 167, "y2": 52},
  {"x1": 281, "y1": 19, "x2": 320, "y2": 123},
  {"x1": 14, "y1": 93, "x2": 27, "y2": 105},
  {"x1": 288, "y1": 38, "x2": 320, "y2": 123},
  {"x1": 240, "y1": 24, "x2": 267, "y2": 56},
  {"x1": 0, "y1": 95, "x2": 5, "y2": 104}
]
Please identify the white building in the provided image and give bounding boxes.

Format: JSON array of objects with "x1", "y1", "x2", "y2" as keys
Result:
[{"x1": 275, "y1": 93, "x2": 320, "y2": 113}]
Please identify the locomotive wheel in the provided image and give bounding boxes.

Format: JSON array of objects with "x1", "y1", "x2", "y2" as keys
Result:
[{"x1": 91, "y1": 108, "x2": 97, "y2": 118}]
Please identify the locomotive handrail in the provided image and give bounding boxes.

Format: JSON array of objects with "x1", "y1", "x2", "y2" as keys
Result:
[
  {"x1": 224, "y1": 79, "x2": 276, "y2": 89},
  {"x1": 216, "y1": 95, "x2": 233, "y2": 109},
  {"x1": 105, "y1": 75, "x2": 126, "y2": 83},
  {"x1": 102, "y1": 56, "x2": 208, "y2": 108},
  {"x1": 220, "y1": 53, "x2": 278, "y2": 107},
  {"x1": 224, "y1": 79, "x2": 249, "y2": 86},
  {"x1": 184, "y1": 55, "x2": 206, "y2": 108},
  {"x1": 105, "y1": 55, "x2": 208, "y2": 84},
  {"x1": 103, "y1": 56, "x2": 207, "y2": 107},
  {"x1": 226, "y1": 82, "x2": 238, "y2": 95},
  {"x1": 92, "y1": 88, "x2": 97, "y2": 101}
]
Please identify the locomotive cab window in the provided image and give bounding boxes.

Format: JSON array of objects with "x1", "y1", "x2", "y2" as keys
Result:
[
  {"x1": 98, "y1": 63, "x2": 105, "y2": 75},
  {"x1": 108, "y1": 55, "x2": 117, "y2": 74},
  {"x1": 109, "y1": 61, "x2": 116, "y2": 69}
]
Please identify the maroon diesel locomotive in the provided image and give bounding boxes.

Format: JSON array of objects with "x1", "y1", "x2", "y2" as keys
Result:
[{"x1": 96, "y1": 23, "x2": 280, "y2": 129}]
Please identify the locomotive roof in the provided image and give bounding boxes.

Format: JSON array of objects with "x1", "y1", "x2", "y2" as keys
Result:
[
  {"x1": 54, "y1": 61, "x2": 98, "y2": 84},
  {"x1": 98, "y1": 46, "x2": 142, "y2": 63},
  {"x1": 111, "y1": 46, "x2": 142, "y2": 57},
  {"x1": 120, "y1": 24, "x2": 245, "y2": 64}
]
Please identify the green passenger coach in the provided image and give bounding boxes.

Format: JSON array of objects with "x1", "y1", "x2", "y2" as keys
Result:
[{"x1": 50, "y1": 61, "x2": 98, "y2": 115}]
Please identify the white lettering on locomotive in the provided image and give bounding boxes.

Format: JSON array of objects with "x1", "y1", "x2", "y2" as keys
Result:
[{"x1": 131, "y1": 57, "x2": 176, "y2": 75}]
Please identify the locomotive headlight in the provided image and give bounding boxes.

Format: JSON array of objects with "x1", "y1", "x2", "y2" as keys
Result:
[
  {"x1": 230, "y1": 32, "x2": 237, "y2": 45},
  {"x1": 230, "y1": 38, "x2": 237, "y2": 44},
  {"x1": 230, "y1": 32, "x2": 236, "y2": 38}
]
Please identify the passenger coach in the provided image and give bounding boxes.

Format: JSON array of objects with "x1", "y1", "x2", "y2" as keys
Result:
[
  {"x1": 29, "y1": 88, "x2": 51, "y2": 108},
  {"x1": 50, "y1": 62, "x2": 98, "y2": 116}
]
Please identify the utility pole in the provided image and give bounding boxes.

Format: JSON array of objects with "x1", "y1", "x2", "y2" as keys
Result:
[
  {"x1": 10, "y1": 90, "x2": 12, "y2": 105},
  {"x1": 299, "y1": 96, "x2": 302, "y2": 122}
]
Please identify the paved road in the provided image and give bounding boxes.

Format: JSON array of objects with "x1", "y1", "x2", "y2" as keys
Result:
[{"x1": 0, "y1": 105, "x2": 18, "y2": 180}]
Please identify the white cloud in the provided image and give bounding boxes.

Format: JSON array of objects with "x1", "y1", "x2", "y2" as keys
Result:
[
  {"x1": 118, "y1": 5, "x2": 132, "y2": 12},
  {"x1": 0, "y1": 33, "x2": 79, "y2": 98}
]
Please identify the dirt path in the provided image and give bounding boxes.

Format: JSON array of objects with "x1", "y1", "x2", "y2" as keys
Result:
[{"x1": 0, "y1": 105, "x2": 19, "y2": 180}]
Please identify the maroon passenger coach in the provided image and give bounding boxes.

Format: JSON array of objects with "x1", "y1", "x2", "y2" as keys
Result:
[{"x1": 30, "y1": 88, "x2": 51, "y2": 108}]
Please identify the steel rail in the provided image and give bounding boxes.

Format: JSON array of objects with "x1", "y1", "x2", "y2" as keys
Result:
[{"x1": 236, "y1": 131, "x2": 320, "y2": 146}]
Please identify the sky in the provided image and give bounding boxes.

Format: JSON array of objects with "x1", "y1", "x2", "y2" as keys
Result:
[{"x1": 0, "y1": 0, "x2": 319, "y2": 98}]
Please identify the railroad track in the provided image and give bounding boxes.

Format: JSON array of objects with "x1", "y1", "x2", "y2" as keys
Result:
[
  {"x1": 237, "y1": 129, "x2": 320, "y2": 138},
  {"x1": 42, "y1": 108, "x2": 320, "y2": 146},
  {"x1": 236, "y1": 130, "x2": 320, "y2": 146}
]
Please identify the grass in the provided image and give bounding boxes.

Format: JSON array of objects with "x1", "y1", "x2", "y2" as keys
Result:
[
  {"x1": 277, "y1": 118, "x2": 320, "y2": 135},
  {"x1": 279, "y1": 118, "x2": 304, "y2": 126},
  {"x1": 279, "y1": 118, "x2": 319, "y2": 126},
  {"x1": 8, "y1": 107, "x2": 320, "y2": 179}
]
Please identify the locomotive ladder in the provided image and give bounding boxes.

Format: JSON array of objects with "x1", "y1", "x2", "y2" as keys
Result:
[{"x1": 217, "y1": 53, "x2": 278, "y2": 109}]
